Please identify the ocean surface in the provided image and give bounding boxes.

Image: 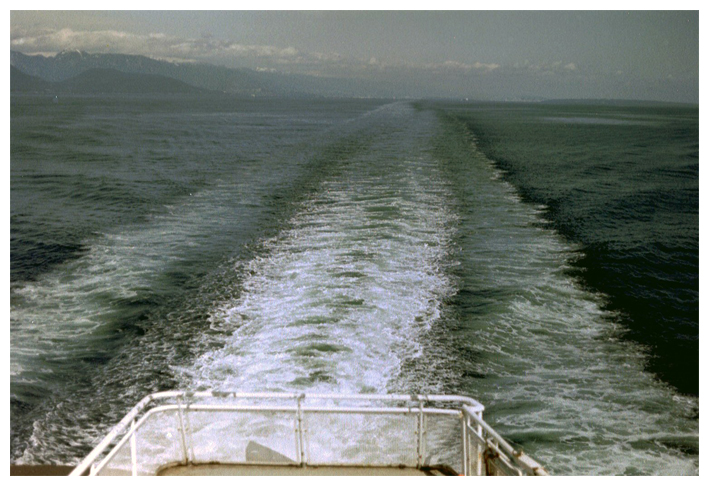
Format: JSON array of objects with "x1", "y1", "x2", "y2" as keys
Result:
[{"x1": 10, "y1": 94, "x2": 698, "y2": 474}]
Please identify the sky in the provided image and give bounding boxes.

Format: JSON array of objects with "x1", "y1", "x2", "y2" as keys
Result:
[{"x1": 8, "y1": 6, "x2": 701, "y2": 102}]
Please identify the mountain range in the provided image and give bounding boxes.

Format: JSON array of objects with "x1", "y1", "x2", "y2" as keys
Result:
[
  {"x1": 11, "y1": 64, "x2": 210, "y2": 95},
  {"x1": 10, "y1": 49, "x2": 400, "y2": 98}
]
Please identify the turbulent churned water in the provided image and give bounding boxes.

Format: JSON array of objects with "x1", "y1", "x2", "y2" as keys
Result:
[{"x1": 10, "y1": 94, "x2": 698, "y2": 474}]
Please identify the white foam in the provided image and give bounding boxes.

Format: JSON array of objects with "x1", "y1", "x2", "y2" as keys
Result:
[
  {"x1": 185, "y1": 107, "x2": 457, "y2": 395},
  {"x1": 10, "y1": 174, "x2": 271, "y2": 391},
  {"x1": 186, "y1": 157, "x2": 456, "y2": 395}
]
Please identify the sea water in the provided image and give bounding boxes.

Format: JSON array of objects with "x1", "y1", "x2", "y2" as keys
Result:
[{"x1": 10, "y1": 94, "x2": 698, "y2": 474}]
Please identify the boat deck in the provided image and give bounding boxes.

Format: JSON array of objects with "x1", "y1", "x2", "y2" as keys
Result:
[
  {"x1": 157, "y1": 464, "x2": 449, "y2": 476},
  {"x1": 10, "y1": 465, "x2": 77, "y2": 476}
]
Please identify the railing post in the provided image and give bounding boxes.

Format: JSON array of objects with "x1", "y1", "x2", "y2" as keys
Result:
[
  {"x1": 296, "y1": 394, "x2": 306, "y2": 467},
  {"x1": 461, "y1": 412, "x2": 468, "y2": 476},
  {"x1": 417, "y1": 401, "x2": 425, "y2": 468},
  {"x1": 184, "y1": 398, "x2": 195, "y2": 463},
  {"x1": 129, "y1": 419, "x2": 138, "y2": 476},
  {"x1": 176, "y1": 396, "x2": 189, "y2": 465},
  {"x1": 476, "y1": 420, "x2": 484, "y2": 476}
]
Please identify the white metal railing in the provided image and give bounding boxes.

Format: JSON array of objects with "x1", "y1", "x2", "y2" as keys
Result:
[{"x1": 69, "y1": 391, "x2": 547, "y2": 476}]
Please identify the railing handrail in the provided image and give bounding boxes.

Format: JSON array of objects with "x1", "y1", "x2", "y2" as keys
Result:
[
  {"x1": 69, "y1": 390, "x2": 548, "y2": 477},
  {"x1": 69, "y1": 393, "x2": 153, "y2": 476},
  {"x1": 461, "y1": 404, "x2": 548, "y2": 476},
  {"x1": 148, "y1": 390, "x2": 485, "y2": 409}
]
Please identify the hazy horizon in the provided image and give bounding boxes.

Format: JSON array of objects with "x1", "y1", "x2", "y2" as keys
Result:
[{"x1": 10, "y1": 10, "x2": 699, "y2": 103}]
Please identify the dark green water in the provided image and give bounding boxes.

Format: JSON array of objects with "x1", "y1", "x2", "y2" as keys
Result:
[
  {"x1": 433, "y1": 101, "x2": 698, "y2": 396},
  {"x1": 11, "y1": 94, "x2": 698, "y2": 474}
]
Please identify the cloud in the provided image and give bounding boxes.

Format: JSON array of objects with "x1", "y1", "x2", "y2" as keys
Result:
[
  {"x1": 10, "y1": 26, "x2": 306, "y2": 65},
  {"x1": 429, "y1": 60, "x2": 501, "y2": 72},
  {"x1": 504, "y1": 60, "x2": 587, "y2": 78},
  {"x1": 10, "y1": 25, "x2": 582, "y2": 84}
]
